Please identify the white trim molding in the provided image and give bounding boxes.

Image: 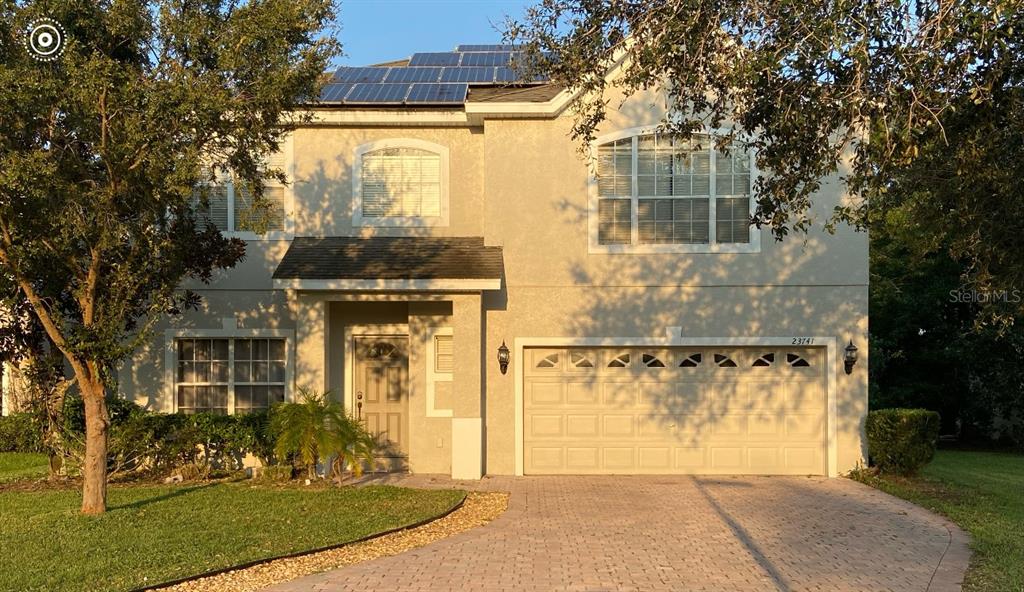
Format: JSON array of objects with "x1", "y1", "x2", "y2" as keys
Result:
[
  {"x1": 587, "y1": 125, "x2": 762, "y2": 255},
  {"x1": 351, "y1": 138, "x2": 451, "y2": 228},
  {"x1": 163, "y1": 327, "x2": 296, "y2": 414},
  {"x1": 272, "y1": 278, "x2": 501, "y2": 292},
  {"x1": 513, "y1": 335, "x2": 839, "y2": 478},
  {"x1": 425, "y1": 327, "x2": 454, "y2": 418}
]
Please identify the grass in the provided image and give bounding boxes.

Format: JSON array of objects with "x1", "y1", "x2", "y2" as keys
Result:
[
  {"x1": 852, "y1": 449, "x2": 1024, "y2": 592},
  {"x1": 0, "y1": 452, "x2": 49, "y2": 482},
  {"x1": 0, "y1": 481, "x2": 464, "y2": 592}
]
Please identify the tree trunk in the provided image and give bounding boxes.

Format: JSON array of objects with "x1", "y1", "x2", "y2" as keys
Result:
[{"x1": 80, "y1": 376, "x2": 109, "y2": 515}]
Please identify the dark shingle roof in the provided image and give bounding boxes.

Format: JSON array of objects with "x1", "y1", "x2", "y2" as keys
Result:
[
  {"x1": 273, "y1": 237, "x2": 504, "y2": 280},
  {"x1": 468, "y1": 84, "x2": 564, "y2": 103}
]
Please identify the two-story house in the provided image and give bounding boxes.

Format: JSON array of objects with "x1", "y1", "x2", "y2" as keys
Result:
[{"x1": 116, "y1": 44, "x2": 869, "y2": 480}]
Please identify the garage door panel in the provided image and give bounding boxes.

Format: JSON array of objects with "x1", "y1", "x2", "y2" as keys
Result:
[
  {"x1": 746, "y1": 382, "x2": 786, "y2": 412},
  {"x1": 566, "y1": 414, "x2": 599, "y2": 437},
  {"x1": 711, "y1": 447, "x2": 744, "y2": 469},
  {"x1": 566, "y1": 382, "x2": 599, "y2": 405},
  {"x1": 675, "y1": 447, "x2": 706, "y2": 468},
  {"x1": 602, "y1": 383, "x2": 637, "y2": 406},
  {"x1": 524, "y1": 346, "x2": 827, "y2": 476},
  {"x1": 638, "y1": 447, "x2": 671, "y2": 469},
  {"x1": 785, "y1": 414, "x2": 824, "y2": 438},
  {"x1": 785, "y1": 382, "x2": 824, "y2": 411},
  {"x1": 602, "y1": 415, "x2": 635, "y2": 437},
  {"x1": 748, "y1": 414, "x2": 781, "y2": 437},
  {"x1": 527, "y1": 415, "x2": 563, "y2": 438},
  {"x1": 566, "y1": 447, "x2": 599, "y2": 470},
  {"x1": 710, "y1": 414, "x2": 745, "y2": 437},
  {"x1": 638, "y1": 414, "x2": 707, "y2": 439},
  {"x1": 528, "y1": 382, "x2": 564, "y2": 405},
  {"x1": 748, "y1": 447, "x2": 779, "y2": 469},
  {"x1": 784, "y1": 448, "x2": 821, "y2": 472}
]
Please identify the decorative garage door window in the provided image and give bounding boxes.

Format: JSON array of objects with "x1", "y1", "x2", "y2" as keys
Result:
[
  {"x1": 714, "y1": 353, "x2": 738, "y2": 367},
  {"x1": 176, "y1": 338, "x2": 286, "y2": 414},
  {"x1": 679, "y1": 352, "x2": 702, "y2": 367},
  {"x1": 752, "y1": 353, "x2": 775, "y2": 367},
  {"x1": 595, "y1": 132, "x2": 753, "y2": 249},
  {"x1": 787, "y1": 353, "x2": 811, "y2": 367},
  {"x1": 607, "y1": 353, "x2": 631, "y2": 368}
]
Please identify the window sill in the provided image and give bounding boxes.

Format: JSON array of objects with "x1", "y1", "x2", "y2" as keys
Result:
[
  {"x1": 353, "y1": 216, "x2": 450, "y2": 228},
  {"x1": 588, "y1": 241, "x2": 762, "y2": 255},
  {"x1": 222, "y1": 231, "x2": 293, "y2": 241}
]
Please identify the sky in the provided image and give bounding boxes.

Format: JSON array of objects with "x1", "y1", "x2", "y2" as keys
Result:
[{"x1": 334, "y1": 0, "x2": 536, "y2": 67}]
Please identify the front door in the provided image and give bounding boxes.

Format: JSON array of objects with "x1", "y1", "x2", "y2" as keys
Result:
[{"x1": 354, "y1": 336, "x2": 409, "y2": 471}]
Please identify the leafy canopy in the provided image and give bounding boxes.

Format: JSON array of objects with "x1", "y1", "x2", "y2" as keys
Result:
[{"x1": 508, "y1": 0, "x2": 1024, "y2": 321}]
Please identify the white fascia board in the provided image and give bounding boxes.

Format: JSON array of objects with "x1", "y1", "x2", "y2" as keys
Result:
[
  {"x1": 306, "y1": 109, "x2": 471, "y2": 127},
  {"x1": 272, "y1": 278, "x2": 501, "y2": 292}
]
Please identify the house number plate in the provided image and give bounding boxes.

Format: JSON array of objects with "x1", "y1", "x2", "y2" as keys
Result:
[{"x1": 791, "y1": 337, "x2": 815, "y2": 345}]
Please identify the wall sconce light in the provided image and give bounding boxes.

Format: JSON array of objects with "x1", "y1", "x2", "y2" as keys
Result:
[
  {"x1": 497, "y1": 341, "x2": 510, "y2": 375},
  {"x1": 844, "y1": 340, "x2": 859, "y2": 375}
]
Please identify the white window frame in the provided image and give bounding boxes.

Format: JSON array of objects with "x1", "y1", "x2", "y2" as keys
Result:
[
  {"x1": 587, "y1": 126, "x2": 761, "y2": 254},
  {"x1": 425, "y1": 328, "x2": 454, "y2": 418},
  {"x1": 198, "y1": 134, "x2": 296, "y2": 241},
  {"x1": 351, "y1": 138, "x2": 450, "y2": 228},
  {"x1": 164, "y1": 324, "x2": 295, "y2": 414}
]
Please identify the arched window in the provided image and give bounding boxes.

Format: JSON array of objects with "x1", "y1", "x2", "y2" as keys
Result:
[
  {"x1": 353, "y1": 139, "x2": 449, "y2": 226},
  {"x1": 591, "y1": 130, "x2": 756, "y2": 252}
]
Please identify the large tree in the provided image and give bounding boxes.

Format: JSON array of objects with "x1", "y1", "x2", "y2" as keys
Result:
[
  {"x1": 508, "y1": 0, "x2": 1024, "y2": 323},
  {"x1": 0, "y1": 0, "x2": 338, "y2": 513}
]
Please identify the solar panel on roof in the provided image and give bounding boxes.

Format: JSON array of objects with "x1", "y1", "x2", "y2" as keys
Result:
[
  {"x1": 319, "y1": 83, "x2": 354, "y2": 102},
  {"x1": 439, "y1": 67, "x2": 496, "y2": 83},
  {"x1": 344, "y1": 83, "x2": 410, "y2": 103},
  {"x1": 459, "y1": 52, "x2": 512, "y2": 67},
  {"x1": 455, "y1": 44, "x2": 516, "y2": 52},
  {"x1": 384, "y1": 67, "x2": 443, "y2": 83},
  {"x1": 409, "y1": 52, "x2": 461, "y2": 66},
  {"x1": 333, "y1": 67, "x2": 389, "y2": 83},
  {"x1": 406, "y1": 83, "x2": 468, "y2": 103}
]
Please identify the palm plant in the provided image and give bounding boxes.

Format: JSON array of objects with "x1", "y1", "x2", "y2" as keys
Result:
[{"x1": 269, "y1": 389, "x2": 375, "y2": 480}]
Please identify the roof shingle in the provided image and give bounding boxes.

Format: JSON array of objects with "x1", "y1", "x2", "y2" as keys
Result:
[{"x1": 272, "y1": 236, "x2": 504, "y2": 281}]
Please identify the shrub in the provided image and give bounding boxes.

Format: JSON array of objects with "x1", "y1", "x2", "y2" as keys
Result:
[
  {"x1": 0, "y1": 413, "x2": 44, "y2": 453},
  {"x1": 866, "y1": 408, "x2": 941, "y2": 475},
  {"x1": 270, "y1": 389, "x2": 375, "y2": 479}
]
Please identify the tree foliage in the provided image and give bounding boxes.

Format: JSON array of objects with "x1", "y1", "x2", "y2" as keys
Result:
[
  {"x1": 0, "y1": 0, "x2": 338, "y2": 512},
  {"x1": 508, "y1": 0, "x2": 1024, "y2": 322},
  {"x1": 270, "y1": 390, "x2": 375, "y2": 480}
]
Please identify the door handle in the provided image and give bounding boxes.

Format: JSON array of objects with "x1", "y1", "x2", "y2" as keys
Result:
[{"x1": 356, "y1": 391, "x2": 363, "y2": 420}]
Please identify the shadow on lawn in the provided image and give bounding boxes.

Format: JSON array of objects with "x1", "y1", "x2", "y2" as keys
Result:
[{"x1": 109, "y1": 482, "x2": 220, "y2": 511}]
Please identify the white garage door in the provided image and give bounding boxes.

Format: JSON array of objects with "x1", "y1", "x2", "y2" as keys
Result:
[{"x1": 523, "y1": 346, "x2": 827, "y2": 475}]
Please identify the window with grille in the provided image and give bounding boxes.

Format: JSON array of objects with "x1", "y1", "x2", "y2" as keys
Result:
[
  {"x1": 594, "y1": 132, "x2": 753, "y2": 249},
  {"x1": 175, "y1": 337, "x2": 287, "y2": 414},
  {"x1": 193, "y1": 152, "x2": 287, "y2": 234},
  {"x1": 355, "y1": 141, "x2": 448, "y2": 225}
]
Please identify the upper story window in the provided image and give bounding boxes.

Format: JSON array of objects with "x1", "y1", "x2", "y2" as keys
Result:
[
  {"x1": 353, "y1": 139, "x2": 450, "y2": 227},
  {"x1": 590, "y1": 130, "x2": 759, "y2": 253},
  {"x1": 194, "y1": 151, "x2": 288, "y2": 236}
]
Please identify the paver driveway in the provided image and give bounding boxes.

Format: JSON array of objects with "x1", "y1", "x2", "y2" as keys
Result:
[{"x1": 265, "y1": 475, "x2": 969, "y2": 592}]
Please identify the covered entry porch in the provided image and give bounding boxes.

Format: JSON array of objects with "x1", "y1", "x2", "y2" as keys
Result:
[{"x1": 271, "y1": 236, "x2": 503, "y2": 480}]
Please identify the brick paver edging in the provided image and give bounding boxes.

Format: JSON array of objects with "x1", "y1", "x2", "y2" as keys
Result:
[{"x1": 131, "y1": 491, "x2": 467, "y2": 592}]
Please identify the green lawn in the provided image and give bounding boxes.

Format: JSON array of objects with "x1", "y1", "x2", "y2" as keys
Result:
[
  {"x1": 0, "y1": 452, "x2": 49, "y2": 482},
  {"x1": 0, "y1": 482, "x2": 464, "y2": 592},
  {"x1": 852, "y1": 449, "x2": 1024, "y2": 592}
]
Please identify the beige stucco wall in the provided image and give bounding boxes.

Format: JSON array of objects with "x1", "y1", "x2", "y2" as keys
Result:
[{"x1": 117, "y1": 83, "x2": 869, "y2": 477}]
